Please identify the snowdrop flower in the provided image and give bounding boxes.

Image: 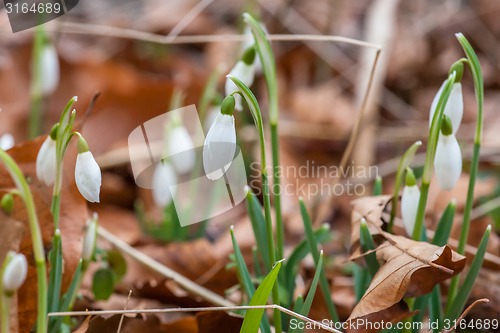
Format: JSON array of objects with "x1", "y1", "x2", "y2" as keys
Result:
[
  {"x1": 36, "y1": 124, "x2": 58, "y2": 186},
  {"x1": 242, "y1": 26, "x2": 262, "y2": 73},
  {"x1": 401, "y1": 168, "x2": 420, "y2": 237},
  {"x1": 0, "y1": 133, "x2": 14, "y2": 150},
  {"x1": 82, "y1": 213, "x2": 98, "y2": 262},
  {"x1": 40, "y1": 42, "x2": 60, "y2": 96},
  {"x1": 434, "y1": 116, "x2": 462, "y2": 191},
  {"x1": 429, "y1": 63, "x2": 464, "y2": 134},
  {"x1": 75, "y1": 136, "x2": 101, "y2": 203},
  {"x1": 203, "y1": 95, "x2": 236, "y2": 181},
  {"x1": 152, "y1": 161, "x2": 177, "y2": 207},
  {"x1": 167, "y1": 125, "x2": 195, "y2": 174},
  {"x1": 225, "y1": 46, "x2": 256, "y2": 111},
  {"x1": 2, "y1": 253, "x2": 27, "y2": 295}
]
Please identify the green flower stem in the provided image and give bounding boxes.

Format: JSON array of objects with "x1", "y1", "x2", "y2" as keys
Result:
[
  {"x1": 1, "y1": 296, "x2": 11, "y2": 333},
  {"x1": 0, "y1": 149, "x2": 47, "y2": 333},
  {"x1": 412, "y1": 72, "x2": 456, "y2": 240},
  {"x1": 228, "y1": 75, "x2": 281, "y2": 333},
  {"x1": 447, "y1": 33, "x2": 484, "y2": 309},
  {"x1": 244, "y1": 13, "x2": 284, "y2": 260},
  {"x1": 29, "y1": 26, "x2": 45, "y2": 139}
]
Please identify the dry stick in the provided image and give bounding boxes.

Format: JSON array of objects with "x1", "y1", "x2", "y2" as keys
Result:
[
  {"x1": 312, "y1": 48, "x2": 382, "y2": 226},
  {"x1": 48, "y1": 304, "x2": 343, "y2": 333},
  {"x1": 165, "y1": 0, "x2": 214, "y2": 42},
  {"x1": 116, "y1": 290, "x2": 132, "y2": 333},
  {"x1": 439, "y1": 298, "x2": 489, "y2": 333},
  {"x1": 96, "y1": 227, "x2": 234, "y2": 307}
]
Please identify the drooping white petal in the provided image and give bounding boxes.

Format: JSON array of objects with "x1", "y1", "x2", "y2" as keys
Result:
[
  {"x1": 2, "y1": 253, "x2": 27, "y2": 293},
  {"x1": 75, "y1": 151, "x2": 102, "y2": 203},
  {"x1": 36, "y1": 136, "x2": 57, "y2": 186},
  {"x1": 429, "y1": 82, "x2": 463, "y2": 134},
  {"x1": 0, "y1": 133, "x2": 14, "y2": 150},
  {"x1": 82, "y1": 213, "x2": 98, "y2": 261},
  {"x1": 167, "y1": 126, "x2": 195, "y2": 174},
  {"x1": 401, "y1": 185, "x2": 420, "y2": 237},
  {"x1": 225, "y1": 61, "x2": 255, "y2": 111},
  {"x1": 203, "y1": 113, "x2": 236, "y2": 180},
  {"x1": 40, "y1": 44, "x2": 60, "y2": 96},
  {"x1": 152, "y1": 162, "x2": 177, "y2": 207},
  {"x1": 434, "y1": 134, "x2": 462, "y2": 191}
]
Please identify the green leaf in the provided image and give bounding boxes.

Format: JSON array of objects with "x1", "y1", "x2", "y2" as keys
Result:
[
  {"x1": 432, "y1": 200, "x2": 456, "y2": 246},
  {"x1": 359, "y1": 218, "x2": 380, "y2": 277},
  {"x1": 47, "y1": 230, "x2": 63, "y2": 313},
  {"x1": 299, "y1": 198, "x2": 339, "y2": 322},
  {"x1": 92, "y1": 268, "x2": 115, "y2": 301},
  {"x1": 446, "y1": 225, "x2": 491, "y2": 321},
  {"x1": 283, "y1": 224, "x2": 330, "y2": 305},
  {"x1": 239, "y1": 261, "x2": 282, "y2": 333},
  {"x1": 107, "y1": 249, "x2": 127, "y2": 281},
  {"x1": 296, "y1": 252, "x2": 324, "y2": 333},
  {"x1": 230, "y1": 227, "x2": 256, "y2": 298},
  {"x1": 245, "y1": 188, "x2": 271, "y2": 271},
  {"x1": 373, "y1": 176, "x2": 383, "y2": 196}
]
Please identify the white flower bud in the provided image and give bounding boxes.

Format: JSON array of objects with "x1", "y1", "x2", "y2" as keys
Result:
[
  {"x1": 0, "y1": 133, "x2": 14, "y2": 150},
  {"x1": 36, "y1": 136, "x2": 57, "y2": 186},
  {"x1": 203, "y1": 112, "x2": 236, "y2": 181},
  {"x1": 75, "y1": 151, "x2": 102, "y2": 203},
  {"x1": 434, "y1": 134, "x2": 462, "y2": 191},
  {"x1": 2, "y1": 253, "x2": 27, "y2": 295},
  {"x1": 401, "y1": 185, "x2": 420, "y2": 237},
  {"x1": 40, "y1": 43, "x2": 60, "y2": 96},
  {"x1": 167, "y1": 126, "x2": 195, "y2": 174},
  {"x1": 82, "y1": 213, "x2": 98, "y2": 261},
  {"x1": 152, "y1": 162, "x2": 177, "y2": 207},
  {"x1": 429, "y1": 82, "x2": 463, "y2": 134}
]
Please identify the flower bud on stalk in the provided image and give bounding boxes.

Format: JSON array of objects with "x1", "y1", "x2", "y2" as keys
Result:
[
  {"x1": 75, "y1": 136, "x2": 102, "y2": 203},
  {"x1": 35, "y1": 123, "x2": 59, "y2": 186},
  {"x1": 2, "y1": 253, "x2": 28, "y2": 296},
  {"x1": 434, "y1": 115, "x2": 462, "y2": 191},
  {"x1": 225, "y1": 46, "x2": 256, "y2": 111},
  {"x1": 401, "y1": 168, "x2": 420, "y2": 237}
]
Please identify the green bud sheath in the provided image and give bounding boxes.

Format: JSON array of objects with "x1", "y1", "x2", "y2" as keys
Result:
[
  {"x1": 449, "y1": 60, "x2": 464, "y2": 83},
  {"x1": 221, "y1": 95, "x2": 236, "y2": 116},
  {"x1": 49, "y1": 123, "x2": 59, "y2": 140},
  {"x1": 441, "y1": 115, "x2": 453, "y2": 136},
  {"x1": 241, "y1": 46, "x2": 256, "y2": 65},
  {"x1": 77, "y1": 135, "x2": 90, "y2": 153},
  {"x1": 405, "y1": 167, "x2": 417, "y2": 187},
  {"x1": 1, "y1": 193, "x2": 14, "y2": 214}
]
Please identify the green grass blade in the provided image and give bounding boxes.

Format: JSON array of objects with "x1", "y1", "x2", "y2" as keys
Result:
[
  {"x1": 373, "y1": 176, "x2": 383, "y2": 195},
  {"x1": 428, "y1": 286, "x2": 443, "y2": 331},
  {"x1": 299, "y1": 252, "x2": 324, "y2": 315},
  {"x1": 245, "y1": 187, "x2": 271, "y2": 271},
  {"x1": 359, "y1": 218, "x2": 380, "y2": 277},
  {"x1": 239, "y1": 261, "x2": 282, "y2": 333},
  {"x1": 299, "y1": 198, "x2": 339, "y2": 322},
  {"x1": 446, "y1": 225, "x2": 491, "y2": 321},
  {"x1": 230, "y1": 226, "x2": 256, "y2": 298},
  {"x1": 432, "y1": 200, "x2": 456, "y2": 246},
  {"x1": 352, "y1": 264, "x2": 370, "y2": 302},
  {"x1": 283, "y1": 224, "x2": 330, "y2": 305},
  {"x1": 47, "y1": 230, "x2": 63, "y2": 313}
]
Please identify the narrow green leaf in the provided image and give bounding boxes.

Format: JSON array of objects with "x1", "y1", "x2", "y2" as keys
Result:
[
  {"x1": 252, "y1": 246, "x2": 262, "y2": 278},
  {"x1": 446, "y1": 225, "x2": 491, "y2": 321},
  {"x1": 227, "y1": 75, "x2": 263, "y2": 136},
  {"x1": 428, "y1": 286, "x2": 443, "y2": 331},
  {"x1": 352, "y1": 264, "x2": 370, "y2": 302},
  {"x1": 373, "y1": 176, "x2": 383, "y2": 196},
  {"x1": 432, "y1": 200, "x2": 456, "y2": 246},
  {"x1": 283, "y1": 224, "x2": 330, "y2": 304},
  {"x1": 288, "y1": 296, "x2": 304, "y2": 333},
  {"x1": 239, "y1": 261, "x2": 282, "y2": 333},
  {"x1": 230, "y1": 227, "x2": 256, "y2": 298},
  {"x1": 246, "y1": 188, "x2": 270, "y2": 271},
  {"x1": 47, "y1": 230, "x2": 63, "y2": 313},
  {"x1": 299, "y1": 252, "x2": 324, "y2": 317},
  {"x1": 299, "y1": 198, "x2": 339, "y2": 322},
  {"x1": 359, "y1": 219, "x2": 380, "y2": 277}
]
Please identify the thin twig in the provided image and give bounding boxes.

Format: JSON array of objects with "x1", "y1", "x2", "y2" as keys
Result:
[
  {"x1": 96, "y1": 226, "x2": 234, "y2": 307},
  {"x1": 439, "y1": 298, "x2": 489, "y2": 333},
  {"x1": 165, "y1": 0, "x2": 214, "y2": 42},
  {"x1": 116, "y1": 290, "x2": 132, "y2": 333},
  {"x1": 48, "y1": 304, "x2": 343, "y2": 333}
]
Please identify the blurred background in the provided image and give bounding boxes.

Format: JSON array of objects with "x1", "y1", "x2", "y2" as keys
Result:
[{"x1": 1, "y1": 0, "x2": 500, "y2": 331}]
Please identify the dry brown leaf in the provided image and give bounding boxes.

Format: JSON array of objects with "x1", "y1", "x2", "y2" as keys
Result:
[
  {"x1": 196, "y1": 311, "x2": 243, "y2": 333},
  {"x1": 350, "y1": 195, "x2": 391, "y2": 257},
  {"x1": 346, "y1": 232, "x2": 466, "y2": 332}
]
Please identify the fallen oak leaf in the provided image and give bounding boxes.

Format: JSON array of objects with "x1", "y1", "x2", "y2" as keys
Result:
[
  {"x1": 346, "y1": 232, "x2": 466, "y2": 333},
  {"x1": 350, "y1": 195, "x2": 391, "y2": 257}
]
